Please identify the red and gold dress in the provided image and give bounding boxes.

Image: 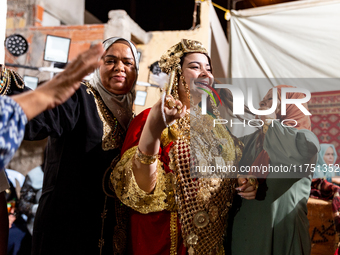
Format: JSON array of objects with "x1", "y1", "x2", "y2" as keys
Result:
[{"x1": 110, "y1": 107, "x2": 243, "y2": 255}]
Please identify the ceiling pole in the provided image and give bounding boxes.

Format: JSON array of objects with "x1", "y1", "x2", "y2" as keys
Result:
[
  {"x1": 226, "y1": 0, "x2": 232, "y2": 42},
  {"x1": 192, "y1": 1, "x2": 198, "y2": 29}
]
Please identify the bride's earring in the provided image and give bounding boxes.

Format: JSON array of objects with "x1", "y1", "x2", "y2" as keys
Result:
[
  {"x1": 180, "y1": 75, "x2": 190, "y2": 100},
  {"x1": 209, "y1": 95, "x2": 220, "y2": 118}
]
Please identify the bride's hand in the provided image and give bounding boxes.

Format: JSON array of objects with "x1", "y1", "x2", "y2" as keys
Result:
[
  {"x1": 147, "y1": 95, "x2": 187, "y2": 135},
  {"x1": 163, "y1": 95, "x2": 187, "y2": 127}
]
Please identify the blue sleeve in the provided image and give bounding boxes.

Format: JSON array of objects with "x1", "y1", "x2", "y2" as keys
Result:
[{"x1": 0, "y1": 96, "x2": 27, "y2": 170}]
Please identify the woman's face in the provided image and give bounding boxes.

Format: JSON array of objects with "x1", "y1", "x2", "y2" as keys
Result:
[
  {"x1": 179, "y1": 53, "x2": 213, "y2": 99},
  {"x1": 259, "y1": 89, "x2": 281, "y2": 113},
  {"x1": 323, "y1": 146, "x2": 335, "y2": 165},
  {"x1": 99, "y1": 41, "x2": 137, "y2": 94},
  {"x1": 260, "y1": 89, "x2": 274, "y2": 108}
]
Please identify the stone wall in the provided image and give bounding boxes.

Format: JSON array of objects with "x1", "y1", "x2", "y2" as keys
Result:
[
  {"x1": 36, "y1": 0, "x2": 84, "y2": 26},
  {"x1": 6, "y1": 0, "x2": 84, "y2": 28}
]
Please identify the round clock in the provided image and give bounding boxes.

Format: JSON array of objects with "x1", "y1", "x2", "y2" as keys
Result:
[{"x1": 5, "y1": 34, "x2": 29, "y2": 57}]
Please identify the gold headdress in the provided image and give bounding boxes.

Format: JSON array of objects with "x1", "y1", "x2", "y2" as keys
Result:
[
  {"x1": 159, "y1": 39, "x2": 209, "y2": 100},
  {"x1": 159, "y1": 39, "x2": 208, "y2": 74},
  {"x1": 159, "y1": 39, "x2": 210, "y2": 141}
]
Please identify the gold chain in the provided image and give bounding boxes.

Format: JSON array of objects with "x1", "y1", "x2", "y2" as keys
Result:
[
  {"x1": 170, "y1": 212, "x2": 178, "y2": 255},
  {"x1": 0, "y1": 68, "x2": 10, "y2": 95},
  {"x1": 10, "y1": 69, "x2": 25, "y2": 89}
]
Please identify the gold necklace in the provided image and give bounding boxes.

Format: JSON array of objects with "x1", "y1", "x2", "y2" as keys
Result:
[
  {"x1": 0, "y1": 68, "x2": 11, "y2": 95},
  {"x1": 9, "y1": 69, "x2": 25, "y2": 89},
  {"x1": 170, "y1": 114, "x2": 237, "y2": 255}
]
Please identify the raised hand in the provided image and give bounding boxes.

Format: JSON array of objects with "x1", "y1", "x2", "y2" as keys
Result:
[
  {"x1": 11, "y1": 44, "x2": 104, "y2": 120},
  {"x1": 36, "y1": 43, "x2": 105, "y2": 109}
]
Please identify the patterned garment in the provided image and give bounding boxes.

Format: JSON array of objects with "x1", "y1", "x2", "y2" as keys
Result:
[
  {"x1": 0, "y1": 96, "x2": 27, "y2": 170},
  {"x1": 310, "y1": 178, "x2": 340, "y2": 255}
]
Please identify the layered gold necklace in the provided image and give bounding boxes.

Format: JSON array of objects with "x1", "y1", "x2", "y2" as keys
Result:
[{"x1": 167, "y1": 97, "x2": 242, "y2": 255}]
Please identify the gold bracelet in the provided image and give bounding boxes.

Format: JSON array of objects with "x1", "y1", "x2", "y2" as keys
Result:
[{"x1": 135, "y1": 147, "x2": 158, "y2": 165}]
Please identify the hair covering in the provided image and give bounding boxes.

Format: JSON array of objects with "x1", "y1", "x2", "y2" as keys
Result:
[
  {"x1": 313, "y1": 143, "x2": 338, "y2": 180},
  {"x1": 89, "y1": 37, "x2": 139, "y2": 131},
  {"x1": 275, "y1": 85, "x2": 311, "y2": 130},
  {"x1": 252, "y1": 85, "x2": 312, "y2": 178}
]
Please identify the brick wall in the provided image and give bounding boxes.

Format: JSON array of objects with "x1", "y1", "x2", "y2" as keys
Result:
[
  {"x1": 6, "y1": 24, "x2": 105, "y2": 64},
  {"x1": 5, "y1": 24, "x2": 105, "y2": 81}
]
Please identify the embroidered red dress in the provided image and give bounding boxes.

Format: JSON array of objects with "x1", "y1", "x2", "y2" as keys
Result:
[
  {"x1": 111, "y1": 109, "x2": 185, "y2": 255},
  {"x1": 111, "y1": 108, "x2": 241, "y2": 255}
]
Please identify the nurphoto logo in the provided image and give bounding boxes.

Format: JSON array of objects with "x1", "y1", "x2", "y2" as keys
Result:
[{"x1": 199, "y1": 85, "x2": 312, "y2": 128}]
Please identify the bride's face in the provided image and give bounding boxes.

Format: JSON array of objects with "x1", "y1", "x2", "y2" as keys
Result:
[{"x1": 179, "y1": 53, "x2": 213, "y2": 100}]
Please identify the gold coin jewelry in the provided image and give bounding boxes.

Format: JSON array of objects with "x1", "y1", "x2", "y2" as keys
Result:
[
  {"x1": 208, "y1": 206, "x2": 219, "y2": 223},
  {"x1": 135, "y1": 147, "x2": 158, "y2": 165},
  {"x1": 193, "y1": 211, "x2": 210, "y2": 228},
  {"x1": 247, "y1": 176, "x2": 259, "y2": 190}
]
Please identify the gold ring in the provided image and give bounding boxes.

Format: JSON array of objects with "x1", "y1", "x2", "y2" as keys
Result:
[
  {"x1": 247, "y1": 176, "x2": 259, "y2": 190},
  {"x1": 167, "y1": 99, "x2": 176, "y2": 109},
  {"x1": 176, "y1": 104, "x2": 182, "y2": 114}
]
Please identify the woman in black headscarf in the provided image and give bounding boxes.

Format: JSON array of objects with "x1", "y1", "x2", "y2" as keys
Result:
[{"x1": 24, "y1": 37, "x2": 139, "y2": 255}]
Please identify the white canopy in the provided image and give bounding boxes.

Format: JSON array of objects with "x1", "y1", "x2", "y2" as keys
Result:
[
  {"x1": 230, "y1": 0, "x2": 340, "y2": 83},
  {"x1": 214, "y1": 0, "x2": 340, "y2": 136}
]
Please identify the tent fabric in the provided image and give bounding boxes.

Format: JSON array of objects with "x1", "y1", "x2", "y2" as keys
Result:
[
  {"x1": 230, "y1": 0, "x2": 340, "y2": 82},
  {"x1": 220, "y1": 0, "x2": 340, "y2": 137}
]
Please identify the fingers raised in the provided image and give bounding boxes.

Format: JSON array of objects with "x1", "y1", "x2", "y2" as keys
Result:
[{"x1": 63, "y1": 44, "x2": 104, "y2": 83}]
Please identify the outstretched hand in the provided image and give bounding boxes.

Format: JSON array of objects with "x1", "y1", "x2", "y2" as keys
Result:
[
  {"x1": 12, "y1": 44, "x2": 105, "y2": 120},
  {"x1": 37, "y1": 43, "x2": 105, "y2": 109}
]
